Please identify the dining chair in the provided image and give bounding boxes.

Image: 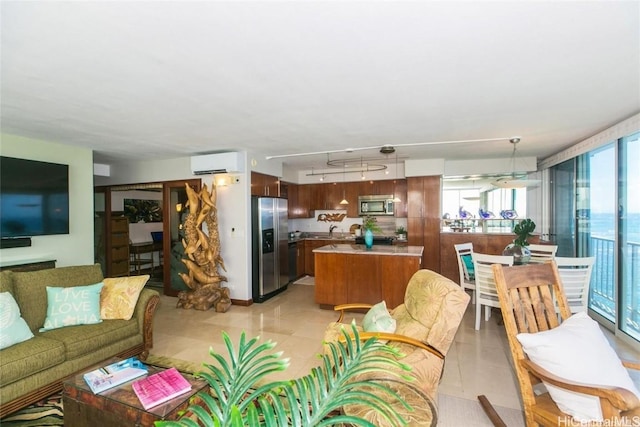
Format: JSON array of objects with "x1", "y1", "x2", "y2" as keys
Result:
[
  {"x1": 527, "y1": 244, "x2": 558, "y2": 263},
  {"x1": 471, "y1": 253, "x2": 513, "y2": 330},
  {"x1": 454, "y1": 243, "x2": 475, "y2": 302},
  {"x1": 554, "y1": 256, "x2": 595, "y2": 314}
]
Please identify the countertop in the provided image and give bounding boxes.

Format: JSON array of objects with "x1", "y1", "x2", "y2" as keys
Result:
[{"x1": 312, "y1": 243, "x2": 423, "y2": 257}]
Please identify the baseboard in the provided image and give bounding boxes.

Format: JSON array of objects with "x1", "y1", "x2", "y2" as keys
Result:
[{"x1": 231, "y1": 298, "x2": 253, "y2": 306}]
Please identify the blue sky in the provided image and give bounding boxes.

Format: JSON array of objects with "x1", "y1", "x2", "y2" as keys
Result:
[{"x1": 590, "y1": 133, "x2": 639, "y2": 214}]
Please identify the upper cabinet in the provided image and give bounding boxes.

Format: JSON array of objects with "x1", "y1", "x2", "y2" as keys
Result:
[
  {"x1": 251, "y1": 172, "x2": 280, "y2": 197},
  {"x1": 286, "y1": 179, "x2": 407, "y2": 219}
]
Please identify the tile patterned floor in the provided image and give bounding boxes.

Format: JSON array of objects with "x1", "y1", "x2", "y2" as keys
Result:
[{"x1": 151, "y1": 279, "x2": 639, "y2": 413}]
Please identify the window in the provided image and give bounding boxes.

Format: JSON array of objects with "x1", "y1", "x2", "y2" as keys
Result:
[
  {"x1": 551, "y1": 131, "x2": 640, "y2": 344},
  {"x1": 442, "y1": 177, "x2": 527, "y2": 233}
]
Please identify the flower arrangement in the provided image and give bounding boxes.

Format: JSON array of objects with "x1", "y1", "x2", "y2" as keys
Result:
[{"x1": 362, "y1": 215, "x2": 381, "y2": 232}]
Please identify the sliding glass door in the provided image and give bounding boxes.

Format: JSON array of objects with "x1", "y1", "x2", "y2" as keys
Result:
[
  {"x1": 550, "y1": 132, "x2": 639, "y2": 345},
  {"x1": 580, "y1": 144, "x2": 616, "y2": 324},
  {"x1": 619, "y1": 132, "x2": 640, "y2": 340}
]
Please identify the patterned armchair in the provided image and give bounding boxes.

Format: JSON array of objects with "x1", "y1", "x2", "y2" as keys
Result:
[{"x1": 323, "y1": 269, "x2": 470, "y2": 426}]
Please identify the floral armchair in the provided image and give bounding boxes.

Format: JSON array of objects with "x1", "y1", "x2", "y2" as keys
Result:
[{"x1": 323, "y1": 269, "x2": 470, "y2": 426}]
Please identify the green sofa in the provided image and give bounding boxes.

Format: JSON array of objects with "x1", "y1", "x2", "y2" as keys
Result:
[{"x1": 0, "y1": 264, "x2": 160, "y2": 418}]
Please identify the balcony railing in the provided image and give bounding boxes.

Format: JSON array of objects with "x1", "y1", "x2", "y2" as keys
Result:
[{"x1": 589, "y1": 236, "x2": 640, "y2": 339}]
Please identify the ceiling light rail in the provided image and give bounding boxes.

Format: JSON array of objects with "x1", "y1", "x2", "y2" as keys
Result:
[{"x1": 266, "y1": 136, "x2": 520, "y2": 160}]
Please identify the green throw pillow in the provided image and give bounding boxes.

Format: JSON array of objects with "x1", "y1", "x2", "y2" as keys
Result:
[
  {"x1": 40, "y1": 282, "x2": 104, "y2": 331},
  {"x1": 362, "y1": 301, "x2": 396, "y2": 333},
  {"x1": 0, "y1": 292, "x2": 34, "y2": 349},
  {"x1": 462, "y1": 254, "x2": 475, "y2": 279}
]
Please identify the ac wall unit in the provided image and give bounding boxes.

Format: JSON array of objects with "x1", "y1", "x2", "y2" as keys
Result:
[{"x1": 191, "y1": 152, "x2": 245, "y2": 175}]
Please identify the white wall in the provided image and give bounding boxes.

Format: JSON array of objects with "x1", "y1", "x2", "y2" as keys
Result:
[
  {"x1": 0, "y1": 134, "x2": 95, "y2": 267},
  {"x1": 98, "y1": 154, "x2": 253, "y2": 302}
]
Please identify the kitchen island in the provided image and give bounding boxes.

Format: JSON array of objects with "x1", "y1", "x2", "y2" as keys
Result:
[{"x1": 313, "y1": 244, "x2": 424, "y2": 309}]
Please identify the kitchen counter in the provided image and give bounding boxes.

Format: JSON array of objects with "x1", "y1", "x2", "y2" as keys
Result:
[
  {"x1": 313, "y1": 243, "x2": 423, "y2": 257},
  {"x1": 313, "y1": 244, "x2": 424, "y2": 310}
]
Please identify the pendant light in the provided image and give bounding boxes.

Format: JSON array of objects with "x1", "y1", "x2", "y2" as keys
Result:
[
  {"x1": 392, "y1": 153, "x2": 401, "y2": 202},
  {"x1": 339, "y1": 165, "x2": 349, "y2": 205},
  {"x1": 491, "y1": 138, "x2": 540, "y2": 188}
]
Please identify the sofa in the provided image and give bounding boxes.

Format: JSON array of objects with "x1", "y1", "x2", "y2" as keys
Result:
[
  {"x1": 0, "y1": 264, "x2": 160, "y2": 418},
  {"x1": 324, "y1": 269, "x2": 470, "y2": 426}
]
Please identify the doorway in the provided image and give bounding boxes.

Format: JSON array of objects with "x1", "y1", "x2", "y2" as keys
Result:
[{"x1": 94, "y1": 179, "x2": 200, "y2": 296}]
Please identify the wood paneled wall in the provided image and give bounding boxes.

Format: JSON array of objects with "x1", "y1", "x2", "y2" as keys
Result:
[
  {"x1": 439, "y1": 232, "x2": 541, "y2": 283},
  {"x1": 407, "y1": 176, "x2": 441, "y2": 272}
]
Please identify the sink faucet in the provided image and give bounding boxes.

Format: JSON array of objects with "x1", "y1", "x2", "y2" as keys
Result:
[{"x1": 329, "y1": 224, "x2": 337, "y2": 236}]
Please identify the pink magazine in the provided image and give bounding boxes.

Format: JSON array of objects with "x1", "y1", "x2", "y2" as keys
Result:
[{"x1": 132, "y1": 367, "x2": 192, "y2": 410}]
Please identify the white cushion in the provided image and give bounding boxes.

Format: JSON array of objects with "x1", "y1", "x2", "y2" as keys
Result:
[
  {"x1": 362, "y1": 301, "x2": 396, "y2": 333},
  {"x1": 516, "y1": 312, "x2": 640, "y2": 422},
  {"x1": 0, "y1": 292, "x2": 34, "y2": 349}
]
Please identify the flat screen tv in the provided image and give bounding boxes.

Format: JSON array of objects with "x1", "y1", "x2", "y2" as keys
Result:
[{"x1": 0, "y1": 156, "x2": 70, "y2": 238}]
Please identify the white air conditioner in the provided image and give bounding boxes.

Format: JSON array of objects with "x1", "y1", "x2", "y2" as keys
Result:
[{"x1": 191, "y1": 152, "x2": 245, "y2": 175}]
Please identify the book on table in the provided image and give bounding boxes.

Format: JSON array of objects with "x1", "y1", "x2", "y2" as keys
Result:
[
  {"x1": 132, "y1": 367, "x2": 193, "y2": 410},
  {"x1": 83, "y1": 357, "x2": 148, "y2": 394}
]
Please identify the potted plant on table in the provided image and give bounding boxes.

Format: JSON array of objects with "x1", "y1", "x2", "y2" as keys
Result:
[
  {"x1": 362, "y1": 215, "x2": 381, "y2": 249},
  {"x1": 502, "y1": 218, "x2": 536, "y2": 264},
  {"x1": 395, "y1": 226, "x2": 407, "y2": 241}
]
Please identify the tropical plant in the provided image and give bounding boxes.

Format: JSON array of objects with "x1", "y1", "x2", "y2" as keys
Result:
[
  {"x1": 512, "y1": 218, "x2": 536, "y2": 247},
  {"x1": 362, "y1": 215, "x2": 381, "y2": 233},
  {"x1": 395, "y1": 226, "x2": 407, "y2": 236},
  {"x1": 156, "y1": 324, "x2": 412, "y2": 427}
]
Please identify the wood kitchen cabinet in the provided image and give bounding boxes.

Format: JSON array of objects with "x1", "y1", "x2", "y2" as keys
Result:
[
  {"x1": 296, "y1": 242, "x2": 305, "y2": 279},
  {"x1": 287, "y1": 178, "x2": 408, "y2": 219},
  {"x1": 251, "y1": 171, "x2": 280, "y2": 197},
  {"x1": 393, "y1": 179, "x2": 407, "y2": 218},
  {"x1": 304, "y1": 239, "x2": 327, "y2": 275},
  {"x1": 407, "y1": 176, "x2": 441, "y2": 272},
  {"x1": 314, "y1": 250, "x2": 422, "y2": 309}
]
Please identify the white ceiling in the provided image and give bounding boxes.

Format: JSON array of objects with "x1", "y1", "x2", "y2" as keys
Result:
[{"x1": 1, "y1": 1, "x2": 638, "y2": 174}]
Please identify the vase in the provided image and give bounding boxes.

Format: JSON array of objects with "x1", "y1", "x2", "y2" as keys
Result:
[
  {"x1": 364, "y1": 229, "x2": 374, "y2": 249},
  {"x1": 502, "y1": 242, "x2": 531, "y2": 265}
]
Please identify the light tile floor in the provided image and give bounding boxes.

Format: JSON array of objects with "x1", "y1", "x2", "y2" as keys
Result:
[{"x1": 151, "y1": 279, "x2": 639, "y2": 412}]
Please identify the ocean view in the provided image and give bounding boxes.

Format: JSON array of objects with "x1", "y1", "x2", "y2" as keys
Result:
[{"x1": 589, "y1": 212, "x2": 640, "y2": 243}]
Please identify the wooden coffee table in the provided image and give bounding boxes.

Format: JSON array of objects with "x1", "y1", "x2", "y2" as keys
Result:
[{"x1": 62, "y1": 357, "x2": 208, "y2": 427}]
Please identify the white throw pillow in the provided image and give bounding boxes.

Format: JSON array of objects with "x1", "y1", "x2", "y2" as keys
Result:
[
  {"x1": 362, "y1": 301, "x2": 396, "y2": 333},
  {"x1": 516, "y1": 312, "x2": 640, "y2": 422}
]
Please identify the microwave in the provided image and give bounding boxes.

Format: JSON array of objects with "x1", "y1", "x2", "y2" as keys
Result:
[{"x1": 358, "y1": 195, "x2": 395, "y2": 216}]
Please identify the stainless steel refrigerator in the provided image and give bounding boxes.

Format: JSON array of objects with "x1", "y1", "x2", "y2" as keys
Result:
[{"x1": 251, "y1": 196, "x2": 289, "y2": 302}]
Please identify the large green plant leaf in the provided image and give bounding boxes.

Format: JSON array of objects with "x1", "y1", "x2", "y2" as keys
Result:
[{"x1": 156, "y1": 323, "x2": 412, "y2": 427}]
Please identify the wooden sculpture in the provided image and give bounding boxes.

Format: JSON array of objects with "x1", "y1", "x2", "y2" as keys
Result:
[{"x1": 176, "y1": 183, "x2": 231, "y2": 312}]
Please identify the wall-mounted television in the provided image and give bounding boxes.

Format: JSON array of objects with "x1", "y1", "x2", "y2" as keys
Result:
[{"x1": 0, "y1": 156, "x2": 70, "y2": 239}]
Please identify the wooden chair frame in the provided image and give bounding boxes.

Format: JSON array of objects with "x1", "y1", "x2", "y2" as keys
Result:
[
  {"x1": 492, "y1": 262, "x2": 640, "y2": 427},
  {"x1": 333, "y1": 303, "x2": 444, "y2": 359}
]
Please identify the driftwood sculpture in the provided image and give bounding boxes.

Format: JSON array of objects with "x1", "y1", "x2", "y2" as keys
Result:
[{"x1": 176, "y1": 183, "x2": 231, "y2": 312}]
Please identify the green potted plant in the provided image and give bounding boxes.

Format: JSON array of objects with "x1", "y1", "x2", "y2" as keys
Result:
[
  {"x1": 157, "y1": 324, "x2": 412, "y2": 427},
  {"x1": 395, "y1": 226, "x2": 407, "y2": 241},
  {"x1": 503, "y1": 218, "x2": 536, "y2": 264}
]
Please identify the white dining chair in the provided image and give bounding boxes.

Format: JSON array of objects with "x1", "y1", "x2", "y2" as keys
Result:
[
  {"x1": 527, "y1": 244, "x2": 558, "y2": 263},
  {"x1": 454, "y1": 242, "x2": 475, "y2": 302},
  {"x1": 554, "y1": 256, "x2": 595, "y2": 314},
  {"x1": 472, "y1": 253, "x2": 513, "y2": 330}
]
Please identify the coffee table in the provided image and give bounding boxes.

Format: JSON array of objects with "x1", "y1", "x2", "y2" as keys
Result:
[{"x1": 62, "y1": 357, "x2": 208, "y2": 427}]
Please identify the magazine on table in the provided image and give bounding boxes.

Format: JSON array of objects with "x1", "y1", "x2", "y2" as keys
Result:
[
  {"x1": 83, "y1": 357, "x2": 148, "y2": 394},
  {"x1": 132, "y1": 367, "x2": 192, "y2": 410}
]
